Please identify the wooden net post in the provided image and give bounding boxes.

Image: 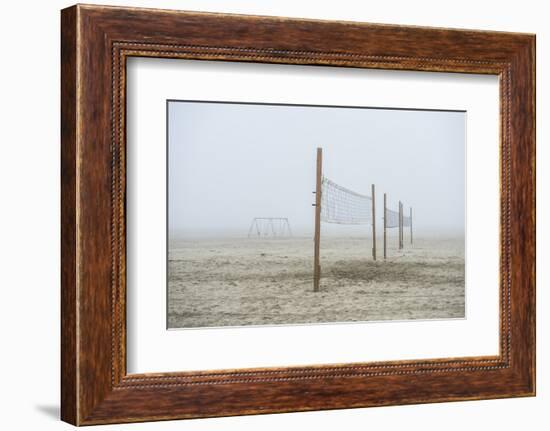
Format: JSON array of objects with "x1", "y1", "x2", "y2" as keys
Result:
[
  {"x1": 313, "y1": 148, "x2": 322, "y2": 292},
  {"x1": 398, "y1": 201, "x2": 403, "y2": 250},
  {"x1": 402, "y1": 203, "x2": 405, "y2": 248},
  {"x1": 397, "y1": 201, "x2": 401, "y2": 250},
  {"x1": 383, "y1": 192, "x2": 387, "y2": 260},
  {"x1": 410, "y1": 207, "x2": 413, "y2": 245},
  {"x1": 371, "y1": 184, "x2": 376, "y2": 260}
]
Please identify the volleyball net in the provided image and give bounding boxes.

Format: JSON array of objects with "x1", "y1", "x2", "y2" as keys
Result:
[
  {"x1": 402, "y1": 212, "x2": 412, "y2": 227},
  {"x1": 385, "y1": 207, "x2": 400, "y2": 229},
  {"x1": 312, "y1": 147, "x2": 412, "y2": 291},
  {"x1": 320, "y1": 177, "x2": 373, "y2": 225}
]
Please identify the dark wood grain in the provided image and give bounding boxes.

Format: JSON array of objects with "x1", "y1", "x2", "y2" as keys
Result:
[
  {"x1": 60, "y1": 5, "x2": 77, "y2": 425},
  {"x1": 61, "y1": 4, "x2": 535, "y2": 425}
]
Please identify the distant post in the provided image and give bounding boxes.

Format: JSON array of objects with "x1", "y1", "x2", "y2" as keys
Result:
[
  {"x1": 383, "y1": 193, "x2": 387, "y2": 260},
  {"x1": 398, "y1": 201, "x2": 403, "y2": 250},
  {"x1": 313, "y1": 148, "x2": 322, "y2": 292},
  {"x1": 401, "y1": 203, "x2": 405, "y2": 248},
  {"x1": 371, "y1": 184, "x2": 376, "y2": 260},
  {"x1": 410, "y1": 207, "x2": 413, "y2": 245},
  {"x1": 397, "y1": 201, "x2": 401, "y2": 250}
]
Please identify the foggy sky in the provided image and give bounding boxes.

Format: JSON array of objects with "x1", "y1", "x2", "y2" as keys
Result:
[{"x1": 168, "y1": 101, "x2": 465, "y2": 237}]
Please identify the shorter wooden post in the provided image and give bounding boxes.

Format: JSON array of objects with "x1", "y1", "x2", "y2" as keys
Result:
[
  {"x1": 371, "y1": 184, "x2": 376, "y2": 261},
  {"x1": 402, "y1": 204, "x2": 405, "y2": 248},
  {"x1": 383, "y1": 193, "x2": 387, "y2": 260},
  {"x1": 403, "y1": 205, "x2": 405, "y2": 247},
  {"x1": 399, "y1": 201, "x2": 403, "y2": 250},
  {"x1": 313, "y1": 148, "x2": 322, "y2": 292},
  {"x1": 397, "y1": 201, "x2": 402, "y2": 250},
  {"x1": 410, "y1": 207, "x2": 413, "y2": 245}
]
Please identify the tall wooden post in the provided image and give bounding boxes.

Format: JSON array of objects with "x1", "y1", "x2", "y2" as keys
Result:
[
  {"x1": 383, "y1": 193, "x2": 387, "y2": 260},
  {"x1": 313, "y1": 148, "x2": 322, "y2": 292},
  {"x1": 371, "y1": 184, "x2": 376, "y2": 260},
  {"x1": 410, "y1": 207, "x2": 413, "y2": 245}
]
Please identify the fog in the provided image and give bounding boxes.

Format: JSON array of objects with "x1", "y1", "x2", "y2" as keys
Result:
[{"x1": 168, "y1": 101, "x2": 465, "y2": 237}]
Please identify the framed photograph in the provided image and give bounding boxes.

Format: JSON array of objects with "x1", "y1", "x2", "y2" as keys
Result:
[{"x1": 61, "y1": 4, "x2": 535, "y2": 425}]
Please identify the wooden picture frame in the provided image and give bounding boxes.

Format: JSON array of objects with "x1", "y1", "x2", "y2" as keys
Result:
[{"x1": 61, "y1": 4, "x2": 535, "y2": 425}]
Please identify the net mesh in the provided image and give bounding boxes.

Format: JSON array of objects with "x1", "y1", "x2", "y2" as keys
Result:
[
  {"x1": 320, "y1": 177, "x2": 372, "y2": 225},
  {"x1": 402, "y1": 213, "x2": 412, "y2": 227},
  {"x1": 385, "y1": 208, "x2": 400, "y2": 228}
]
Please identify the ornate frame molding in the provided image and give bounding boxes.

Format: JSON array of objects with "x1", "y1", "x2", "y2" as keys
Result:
[{"x1": 61, "y1": 5, "x2": 535, "y2": 425}]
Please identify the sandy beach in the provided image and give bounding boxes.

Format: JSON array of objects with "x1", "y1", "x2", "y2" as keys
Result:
[{"x1": 167, "y1": 235, "x2": 465, "y2": 328}]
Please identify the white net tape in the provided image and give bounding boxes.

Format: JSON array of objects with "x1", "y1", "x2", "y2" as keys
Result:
[{"x1": 320, "y1": 177, "x2": 372, "y2": 225}]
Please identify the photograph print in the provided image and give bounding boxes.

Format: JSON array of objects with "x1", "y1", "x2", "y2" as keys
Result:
[{"x1": 167, "y1": 100, "x2": 465, "y2": 329}]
